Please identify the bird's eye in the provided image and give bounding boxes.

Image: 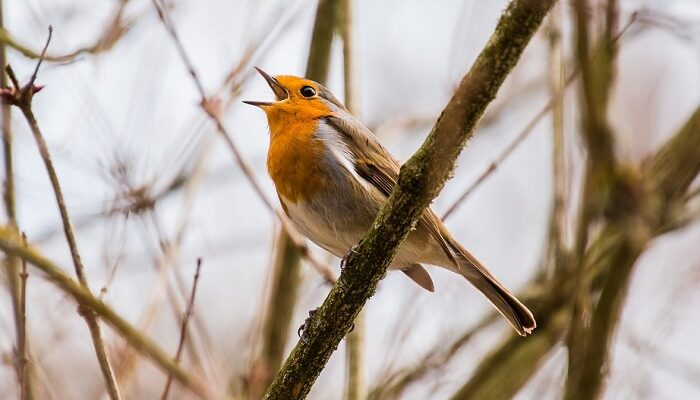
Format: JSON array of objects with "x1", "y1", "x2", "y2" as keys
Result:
[{"x1": 300, "y1": 86, "x2": 316, "y2": 98}]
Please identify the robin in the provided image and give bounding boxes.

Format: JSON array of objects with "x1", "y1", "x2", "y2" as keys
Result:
[{"x1": 244, "y1": 68, "x2": 536, "y2": 336}]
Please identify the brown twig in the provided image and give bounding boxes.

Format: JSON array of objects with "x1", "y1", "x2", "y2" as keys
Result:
[
  {"x1": 18, "y1": 232, "x2": 30, "y2": 400},
  {"x1": 0, "y1": 1, "x2": 33, "y2": 397},
  {"x1": 2, "y1": 26, "x2": 123, "y2": 400},
  {"x1": 0, "y1": 1, "x2": 135, "y2": 64},
  {"x1": 161, "y1": 258, "x2": 204, "y2": 400},
  {"x1": 0, "y1": 228, "x2": 210, "y2": 398}
]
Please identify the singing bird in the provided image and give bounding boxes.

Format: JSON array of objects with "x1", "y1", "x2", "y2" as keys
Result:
[{"x1": 244, "y1": 68, "x2": 536, "y2": 336}]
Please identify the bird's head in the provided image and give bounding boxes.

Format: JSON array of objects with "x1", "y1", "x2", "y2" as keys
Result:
[{"x1": 244, "y1": 67, "x2": 346, "y2": 124}]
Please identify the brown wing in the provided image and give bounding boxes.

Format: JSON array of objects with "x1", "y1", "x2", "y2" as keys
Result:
[{"x1": 325, "y1": 115, "x2": 457, "y2": 267}]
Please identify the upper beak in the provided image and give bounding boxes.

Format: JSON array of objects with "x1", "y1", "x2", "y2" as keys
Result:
[{"x1": 243, "y1": 67, "x2": 288, "y2": 107}]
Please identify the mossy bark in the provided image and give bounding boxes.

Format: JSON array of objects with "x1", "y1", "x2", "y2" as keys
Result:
[{"x1": 263, "y1": 0, "x2": 556, "y2": 398}]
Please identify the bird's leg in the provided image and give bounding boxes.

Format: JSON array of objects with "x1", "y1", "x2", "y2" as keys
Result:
[
  {"x1": 297, "y1": 308, "x2": 318, "y2": 344},
  {"x1": 340, "y1": 243, "x2": 361, "y2": 272},
  {"x1": 296, "y1": 308, "x2": 356, "y2": 344}
]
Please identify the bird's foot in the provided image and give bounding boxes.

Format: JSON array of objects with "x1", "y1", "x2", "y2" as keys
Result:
[
  {"x1": 340, "y1": 244, "x2": 361, "y2": 272},
  {"x1": 297, "y1": 308, "x2": 319, "y2": 345}
]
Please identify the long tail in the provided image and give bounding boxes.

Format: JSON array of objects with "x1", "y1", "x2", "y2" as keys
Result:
[{"x1": 448, "y1": 242, "x2": 536, "y2": 336}]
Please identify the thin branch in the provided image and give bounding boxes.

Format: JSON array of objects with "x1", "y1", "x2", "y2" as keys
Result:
[
  {"x1": 161, "y1": 258, "x2": 203, "y2": 400},
  {"x1": 0, "y1": 1, "x2": 135, "y2": 63},
  {"x1": 2, "y1": 27, "x2": 122, "y2": 400},
  {"x1": 249, "y1": 230, "x2": 303, "y2": 398},
  {"x1": 18, "y1": 233, "x2": 30, "y2": 400},
  {"x1": 264, "y1": 1, "x2": 556, "y2": 397},
  {"x1": 0, "y1": 228, "x2": 209, "y2": 398},
  {"x1": 0, "y1": 0, "x2": 33, "y2": 397},
  {"x1": 338, "y1": 1, "x2": 366, "y2": 399}
]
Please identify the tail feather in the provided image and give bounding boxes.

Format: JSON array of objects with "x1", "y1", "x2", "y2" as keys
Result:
[{"x1": 449, "y1": 242, "x2": 536, "y2": 336}]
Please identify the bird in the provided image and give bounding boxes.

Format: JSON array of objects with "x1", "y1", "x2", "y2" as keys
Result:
[{"x1": 244, "y1": 68, "x2": 536, "y2": 336}]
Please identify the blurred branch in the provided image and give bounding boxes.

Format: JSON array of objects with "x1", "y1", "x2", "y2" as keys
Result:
[
  {"x1": 565, "y1": 1, "x2": 621, "y2": 397},
  {"x1": 647, "y1": 107, "x2": 700, "y2": 202},
  {"x1": 546, "y1": 4, "x2": 568, "y2": 275},
  {"x1": 18, "y1": 233, "x2": 31, "y2": 400},
  {"x1": 249, "y1": 230, "x2": 303, "y2": 398},
  {"x1": 338, "y1": 1, "x2": 366, "y2": 399},
  {"x1": 369, "y1": 313, "x2": 498, "y2": 400},
  {"x1": 0, "y1": 1, "x2": 135, "y2": 63},
  {"x1": 250, "y1": 0, "x2": 342, "y2": 394},
  {"x1": 1, "y1": 27, "x2": 122, "y2": 400},
  {"x1": 451, "y1": 308, "x2": 568, "y2": 400},
  {"x1": 264, "y1": 1, "x2": 556, "y2": 398},
  {"x1": 563, "y1": 103, "x2": 700, "y2": 398},
  {"x1": 442, "y1": 11, "x2": 638, "y2": 220},
  {"x1": 110, "y1": 146, "x2": 215, "y2": 395},
  {"x1": 306, "y1": 0, "x2": 341, "y2": 85},
  {"x1": 0, "y1": 227, "x2": 210, "y2": 398},
  {"x1": 161, "y1": 258, "x2": 203, "y2": 400},
  {"x1": 0, "y1": 0, "x2": 33, "y2": 397}
]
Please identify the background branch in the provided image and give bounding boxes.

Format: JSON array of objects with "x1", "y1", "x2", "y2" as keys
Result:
[{"x1": 0, "y1": 227, "x2": 209, "y2": 398}]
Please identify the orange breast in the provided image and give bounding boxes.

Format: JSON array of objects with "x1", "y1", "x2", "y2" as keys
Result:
[{"x1": 266, "y1": 113, "x2": 327, "y2": 203}]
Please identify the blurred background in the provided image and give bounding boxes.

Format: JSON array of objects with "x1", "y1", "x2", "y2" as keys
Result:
[{"x1": 1, "y1": 0, "x2": 699, "y2": 399}]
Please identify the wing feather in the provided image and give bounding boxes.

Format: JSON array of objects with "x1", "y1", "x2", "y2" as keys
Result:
[{"x1": 325, "y1": 114, "x2": 457, "y2": 267}]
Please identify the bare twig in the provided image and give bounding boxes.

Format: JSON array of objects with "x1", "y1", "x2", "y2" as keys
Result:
[
  {"x1": 442, "y1": 12, "x2": 638, "y2": 220},
  {"x1": 2, "y1": 26, "x2": 123, "y2": 400},
  {"x1": 18, "y1": 233, "x2": 30, "y2": 400},
  {"x1": 0, "y1": 1, "x2": 135, "y2": 64},
  {"x1": 0, "y1": 228, "x2": 209, "y2": 398},
  {"x1": 161, "y1": 258, "x2": 204, "y2": 400},
  {"x1": 0, "y1": 1, "x2": 33, "y2": 397}
]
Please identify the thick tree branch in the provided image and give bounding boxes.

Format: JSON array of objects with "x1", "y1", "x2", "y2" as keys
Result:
[{"x1": 264, "y1": 1, "x2": 556, "y2": 398}]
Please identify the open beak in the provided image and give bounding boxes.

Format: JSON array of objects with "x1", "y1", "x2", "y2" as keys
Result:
[{"x1": 243, "y1": 67, "x2": 288, "y2": 107}]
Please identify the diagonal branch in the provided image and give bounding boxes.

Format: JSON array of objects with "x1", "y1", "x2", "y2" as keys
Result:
[
  {"x1": 0, "y1": 227, "x2": 209, "y2": 398},
  {"x1": 263, "y1": 1, "x2": 556, "y2": 398}
]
